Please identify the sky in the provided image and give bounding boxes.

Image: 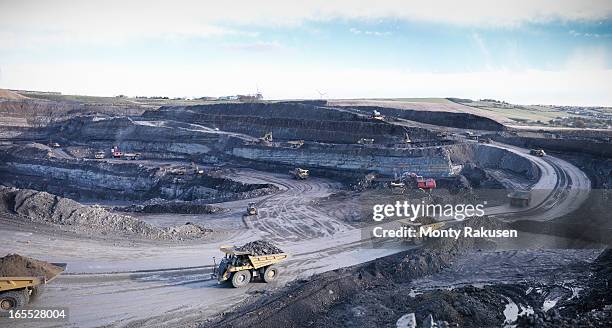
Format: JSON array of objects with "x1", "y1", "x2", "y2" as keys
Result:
[{"x1": 0, "y1": 0, "x2": 611, "y2": 105}]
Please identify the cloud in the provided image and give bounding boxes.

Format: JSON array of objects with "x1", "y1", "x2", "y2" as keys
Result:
[
  {"x1": 222, "y1": 41, "x2": 284, "y2": 52},
  {"x1": 349, "y1": 28, "x2": 391, "y2": 36},
  {"x1": 569, "y1": 30, "x2": 612, "y2": 38},
  {"x1": 1, "y1": 0, "x2": 611, "y2": 46}
]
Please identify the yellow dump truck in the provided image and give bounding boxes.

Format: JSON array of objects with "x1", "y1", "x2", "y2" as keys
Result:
[
  {"x1": 246, "y1": 202, "x2": 258, "y2": 216},
  {"x1": 213, "y1": 246, "x2": 288, "y2": 288},
  {"x1": 290, "y1": 168, "x2": 309, "y2": 180},
  {"x1": 0, "y1": 263, "x2": 66, "y2": 312}
]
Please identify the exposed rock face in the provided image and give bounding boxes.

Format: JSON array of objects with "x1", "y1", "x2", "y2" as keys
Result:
[
  {"x1": 339, "y1": 105, "x2": 506, "y2": 131},
  {"x1": 0, "y1": 143, "x2": 278, "y2": 202},
  {"x1": 231, "y1": 144, "x2": 454, "y2": 177},
  {"x1": 448, "y1": 143, "x2": 540, "y2": 181},
  {"x1": 142, "y1": 102, "x2": 437, "y2": 144}
]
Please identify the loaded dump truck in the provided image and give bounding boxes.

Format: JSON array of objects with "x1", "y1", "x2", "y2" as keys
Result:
[
  {"x1": 246, "y1": 202, "x2": 258, "y2": 216},
  {"x1": 213, "y1": 241, "x2": 288, "y2": 288},
  {"x1": 0, "y1": 255, "x2": 66, "y2": 312},
  {"x1": 290, "y1": 168, "x2": 309, "y2": 180},
  {"x1": 530, "y1": 149, "x2": 546, "y2": 157}
]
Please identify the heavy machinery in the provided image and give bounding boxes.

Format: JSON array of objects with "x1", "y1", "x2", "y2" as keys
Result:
[
  {"x1": 399, "y1": 218, "x2": 446, "y2": 245},
  {"x1": 478, "y1": 137, "x2": 491, "y2": 144},
  {"x1": 403, "y1": 172, "x2": 436, "y2": 190},
  {"x1": 530, "y1": 149, "x2": 546, "y2": 157},
  {"x1": 112, "y1": 146, "x2": 123, "y2": 158},
  {"x1": 286, "y1": 140, "x2": 304, "y2": 149},
  {"x1": 370, "y1": 110, "x2": 384, "y2": 121},
  {"x1": 213, "y1": 246, "x2": 288, "y2": 288},
  {"x1": 260, "y1": 132, "x2": 273, "y2": 143},
  {"x1": 290, "y1": 168, "x2": 309, "y2": 180},
  {"x1": 0, "y1": 264, "x2": 66, "y2": 312},
  {"x1": 246, "y1": 202, "x2": 258, "y2": 216},
  {"x1": 94, "y1": 151, "x2": 105, "y2": 159},
  {"x1": 111, "y1": 146, "x2": 140, "y2": 160}
]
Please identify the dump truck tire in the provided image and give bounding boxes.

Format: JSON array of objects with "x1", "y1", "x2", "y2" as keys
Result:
[
  {"x1": 263, "y1": 266, "x2": 280, "y2": 283},
  {"x1": 30, "y1": 286, "x2": 42, "y2": 300},
  {"x1": 231, "y1": 270, "x2": 251, "y2": 288},
  {"x1": 0, "y1": 290, "x2": 29, "y2": 312}
]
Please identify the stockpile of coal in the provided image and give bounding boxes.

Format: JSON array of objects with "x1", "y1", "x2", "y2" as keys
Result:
[
  {"x1": 0, "y1": 254, "x2": 64, "y2": 280},
  {"x1": 235, "y1": 240, "x2": 283, "y2": 255}
]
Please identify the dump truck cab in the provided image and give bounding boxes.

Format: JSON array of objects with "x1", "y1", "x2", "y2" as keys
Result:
[
  {"x1": 246, "y1": 202, "x2": 258, "y2": 216},
  {"x1": 214, "y1": 246, "x2": 288, "y2": 288}
]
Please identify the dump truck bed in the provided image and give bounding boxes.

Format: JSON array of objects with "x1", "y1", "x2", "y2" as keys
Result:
[
  {"x1": 0, "y1": 277, "x2": 44, "y2": 292},
  {"x1": 248, "y1": 253, "x2": 289, "y2": 270},
  {"x1": 0, "y1": 262, "x2": 66, "y2": 292}
]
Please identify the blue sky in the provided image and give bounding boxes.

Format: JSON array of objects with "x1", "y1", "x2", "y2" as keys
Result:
[{"x1": 1, "y1": 1, "x2": 611, "y2": 105}]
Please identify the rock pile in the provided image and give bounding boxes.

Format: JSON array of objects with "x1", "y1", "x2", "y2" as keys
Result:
[
  {"x1": 235, "y1": 240, "x2": 284, "y2": 255},
  {"x1": 0, "y1": 254, "x2": 64, "y2": 280},
  {"x1": 0, "y1": 186, "x2": 212, "y2": 240}
]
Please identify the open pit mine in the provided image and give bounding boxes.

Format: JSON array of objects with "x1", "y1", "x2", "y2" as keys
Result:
[{"x1": 0, "y1": 93, "x2": 610, "y2": 327}]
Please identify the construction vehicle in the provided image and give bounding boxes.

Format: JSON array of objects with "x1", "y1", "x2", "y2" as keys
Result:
[
  {"x1": 398, "y1": 218, "x2": 446, "y2": 245},
  {"x1": 246, "y1": 202, "x2": 258, "y2": 216},
  {"x1": 123, "y1": 152, "x2": 141, "y2": 160},
  {"x1": 529, "y1": 149, "x2": 546, "y2": 157},
  {"x1": 403, "y1": 172, "x2": 436, "y2": 190},
  {"x1": 370, "y1": 110, "x2": 385, "y2": 121},
  {"x1": 389, "y1": 178, "x2": 405, "y2": 189},
  {"x1": 357, "y1": 138, "x2": 374, "y2": 145},
  {"x1": 94, "y1": 151, "x2": 105, "y2": 159},
  {"x1": 213, "y1": 246, "x2": 288, "y2": 288},
  {"x1": 0, "y1": 264, "x2": 66, "y2": 312},
  {"x1": 478, "y1": 137, "x2": 491, "y2": 144},
  {"x1": 508, "y1": 190, "x2": 531, "y2": 207},
  {"x1": 290, "y1": 168, "x2": 309, "y2": 180},
  {"x1": 286, "y1": 140, "x2": 304, "y2": 149},
  {"x1": 112, "y1": 146, "x2": 123, "y2": 158},
  {"x1": 260, "y1": 132, "x2": 273, "y2": 143}
]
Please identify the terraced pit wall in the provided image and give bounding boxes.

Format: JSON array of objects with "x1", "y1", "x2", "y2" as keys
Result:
[
  {"x1": 142, "y1": 102, "x2": 438, "y2": 143},
  {"x1": 230, "y1": 143, "x2": 454, "y2": 177}
]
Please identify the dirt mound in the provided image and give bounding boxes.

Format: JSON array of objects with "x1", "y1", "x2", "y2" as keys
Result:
[
  {"x1": 0, "y1": 254, "x2": 63, "y2": 280},
  {"x1": 0, "y1": 89, "x2": 27, "y2": 100},
  {"x1": 235, "y1": 240, "x2": 284, "y2": 255},
  {"x1": 0, "y1": 186, "x2": 213, "y2": 240}
]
